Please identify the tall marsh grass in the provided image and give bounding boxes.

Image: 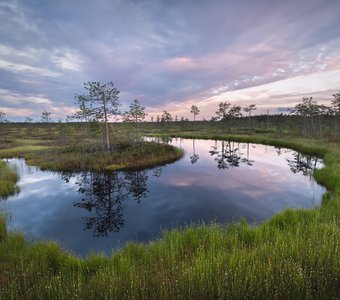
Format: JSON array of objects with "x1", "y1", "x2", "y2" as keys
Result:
[
  {"x1": 0, "y1": 160, "x2": 19, "y2": 199},
  {"x1": 0, "y1": 203, "x2": 339, "y2": 299}
]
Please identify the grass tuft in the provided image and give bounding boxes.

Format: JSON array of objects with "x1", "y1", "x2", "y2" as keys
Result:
[{"x1": 0, "y1": 161, "x2": 20, "y2": 199}]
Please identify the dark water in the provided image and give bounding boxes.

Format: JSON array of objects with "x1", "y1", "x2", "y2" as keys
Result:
[{"x1": 1, "y1": 138, "x2": 325, "y2": 257}]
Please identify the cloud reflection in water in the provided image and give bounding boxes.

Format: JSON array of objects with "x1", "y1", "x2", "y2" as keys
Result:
[{"x1": 1, "y1": 139, "x2": 325, "y2": 256}]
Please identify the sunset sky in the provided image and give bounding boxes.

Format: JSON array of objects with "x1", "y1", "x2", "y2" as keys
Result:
[{"x1": 1, "y1": 0, "x2": 340, "y2": 121}]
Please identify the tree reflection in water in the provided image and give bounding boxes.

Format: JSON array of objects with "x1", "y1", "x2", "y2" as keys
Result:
[
  {"x1": 209, "y1": 141, "x2": 319, "y2": 173},
  {"x1": 190, "y1": 139, "x2": 199, "y2": 164},
  {"x1": 59, "y1": 140, "x2": 321, "y2": 238},
  {"x1": 210, "y1": 140, "x2": 242, "y2": 169},
  {"x1": 241, "y1": 143, "x2": 254, "y2": 166},
  {"x1": 152, "y1": 166, "x2": 163, "y2": 178},
  {"x1": 286, "y1": 152, "x2": 319, "y2": 177},
  {"x1": 61, "y1": 170, "x2": 150, "y2": 237}
]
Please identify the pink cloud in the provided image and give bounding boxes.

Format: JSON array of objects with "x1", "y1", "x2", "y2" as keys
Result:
[{"x1": 162, "y1": 56, "x2": 198, "y2": 72}]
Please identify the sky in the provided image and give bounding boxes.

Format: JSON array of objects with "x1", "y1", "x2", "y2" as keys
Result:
[{"x1": 0, "y1": 0, "x2": 340, "y2": 122}]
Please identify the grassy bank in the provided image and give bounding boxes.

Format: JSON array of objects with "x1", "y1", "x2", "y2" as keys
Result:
[
  {"x1": 0, "y1": 161, "x2": 19, "y2": 199},
  {"x1": 0, "y1": 206, "x2": 338, "y2": 299},
  {"x1": 0, "y1": 130, "x2": 339, "y2": 299},
  {"x1": 0, "y1": 140, "x2": 183, "y2": 172}
]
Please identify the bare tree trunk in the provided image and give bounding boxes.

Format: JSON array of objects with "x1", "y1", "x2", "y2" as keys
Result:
[
  {"x1": 248, "y1": 114, "x2": 251, "y2": 134},
  {"x1": 105, "y1": 119, "x2": 110, "y2": 152},
  {"x1": 310, "y1": 116, "x2": 315, "y2": 138},
  {"x1": 266, "y1": 109, "x2": 269, "y2": 129},
  {"x1": 103, "y1": 100, "x2": 110, "y2": 152},
  {"x1": 318, "y1": 115, "x2": 323, "y2": 141}
]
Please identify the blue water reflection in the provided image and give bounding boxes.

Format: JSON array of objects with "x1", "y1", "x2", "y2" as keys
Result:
[{"x1": 1, "y1": 139, "x2": 325, "y2": 257}]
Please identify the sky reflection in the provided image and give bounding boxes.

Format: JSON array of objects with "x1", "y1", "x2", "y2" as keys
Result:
[{"x1": 1, "y1": 139, "x2": 325, "y2": 256}]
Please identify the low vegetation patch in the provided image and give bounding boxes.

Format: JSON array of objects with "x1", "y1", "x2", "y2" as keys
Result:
[
  {"x1": 17, "y1": 141, "x2": 183, "y2": 172},
  {"x1": 0, "y1": 161, "x2": 20, "y2": 199},
  {"x1": 0, "y1": 126, "x2": 183, "y2": 172}
]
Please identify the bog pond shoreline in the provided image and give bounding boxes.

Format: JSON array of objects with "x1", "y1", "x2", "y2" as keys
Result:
[
  {"x1": 0, "y1": 131, "x2": 339, "y2": 299},
  {"x1": 1, "y1": 138, "x2": 325, "y2": 256}
]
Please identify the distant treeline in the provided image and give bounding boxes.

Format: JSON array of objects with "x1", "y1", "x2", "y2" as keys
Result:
[{"x1": 1, "y1": 87, "x2": 339, "y2": 143}]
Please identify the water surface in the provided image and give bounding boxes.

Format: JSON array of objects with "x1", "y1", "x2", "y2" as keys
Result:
[{"x1": 0, "y1": 138, "x2": 325, "y2": 256}]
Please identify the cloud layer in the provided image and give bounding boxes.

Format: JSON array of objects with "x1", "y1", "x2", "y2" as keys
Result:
[{"x1": 0, "y1": 0, "x2": 340, "y2": 121}]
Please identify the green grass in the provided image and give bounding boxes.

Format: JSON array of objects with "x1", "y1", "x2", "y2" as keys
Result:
[
  {"x1": 12, "y1": 141, "x2": 184, "y2": 172},
  {"x1": 0, "y1": 161, "x2": 20, "y2": 199},
  {"x1": 0, "y1": 124, "x2": 339, "y2": 299},
  {"x1": 0, "y1": 198, "x2": 339, "y2": 299}
]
